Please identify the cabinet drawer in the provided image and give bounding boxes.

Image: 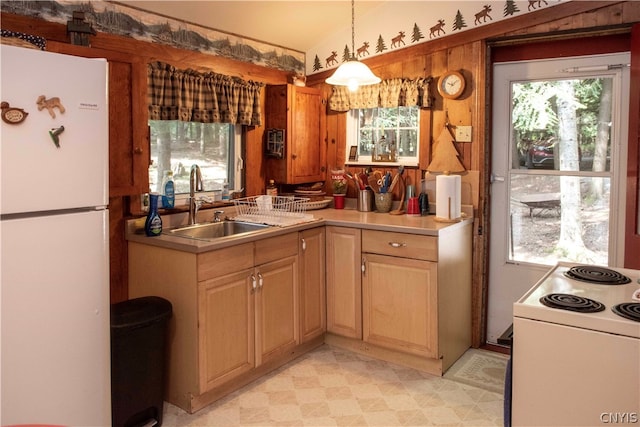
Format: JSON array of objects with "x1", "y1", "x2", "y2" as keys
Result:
[
  {"x1": 255, "y1": 232, "x2": 298, "y2": 265},
  {"x1": 362, "y1": 230, "x2": 437, "y2": 261},
  {"x1": 198, "y1": 242, "x2": 254, "y2": 280}
]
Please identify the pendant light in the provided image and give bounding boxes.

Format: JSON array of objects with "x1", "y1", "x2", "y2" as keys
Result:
[{"x1": 325, "y1": 0, "x2": 381, "y2": 91}]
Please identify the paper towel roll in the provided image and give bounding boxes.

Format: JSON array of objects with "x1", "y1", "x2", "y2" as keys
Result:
[{"x1": 436, "y1": 174, "x2": 461, "y2": 220}]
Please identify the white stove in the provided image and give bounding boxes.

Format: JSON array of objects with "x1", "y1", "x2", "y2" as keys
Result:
[
  {"x1": 514, "y1": 262, "x2": 640, "y2": 338},
  {"x1": 511, "y1": 262, "x2": 640, "y2": 427}
]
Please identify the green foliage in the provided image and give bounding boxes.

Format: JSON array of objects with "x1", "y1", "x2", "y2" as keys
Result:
[{"x1": 512, "y1": 78, "x2": 607, "y2": 156}]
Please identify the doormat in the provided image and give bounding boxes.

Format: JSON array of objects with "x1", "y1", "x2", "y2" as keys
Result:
[{"x1": 444, "y1": 348, "x2": 508, "y2": 393}]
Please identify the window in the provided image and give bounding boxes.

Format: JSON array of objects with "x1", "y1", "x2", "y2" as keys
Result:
[
  {"x1": 148, "y1": 120, "x2": 242, "y2": 205},
  {"x1": 347, "y1": 106, "x2": 420, "y2": 166}
]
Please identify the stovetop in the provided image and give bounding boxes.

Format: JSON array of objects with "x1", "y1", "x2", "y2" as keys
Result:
[{"x1": 514, "y1": 262, "x2": 640, "y2": 338}]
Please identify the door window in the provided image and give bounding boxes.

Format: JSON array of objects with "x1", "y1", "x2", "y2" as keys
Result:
[{"x1": 509, "y1": 77, "x2": 618, "y2": 265}]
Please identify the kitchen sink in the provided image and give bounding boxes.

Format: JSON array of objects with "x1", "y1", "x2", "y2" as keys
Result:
[{"x1": 166, "y1": 221, "x2": 270, "y2": 240}]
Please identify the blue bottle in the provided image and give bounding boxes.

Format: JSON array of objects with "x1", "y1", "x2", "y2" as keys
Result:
[
  {"x1": 161, "y1": 170, "x2": 175, "y2": 208},
  {"x1": 145, "y1": 193, "x2": 163, "y2": 237}
]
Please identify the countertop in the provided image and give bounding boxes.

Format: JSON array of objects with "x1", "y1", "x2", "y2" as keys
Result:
[{"x1": 126, "y1": 205, "x2": 473, "y2": 254}]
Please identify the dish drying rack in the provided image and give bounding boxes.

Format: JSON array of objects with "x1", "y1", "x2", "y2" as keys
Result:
[{"x1": 232, "y1": 195, "x2": 314, "y2": 226}]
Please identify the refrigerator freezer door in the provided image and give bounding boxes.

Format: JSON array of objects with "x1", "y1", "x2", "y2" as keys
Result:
[
  {"x1": 1, "y1": 209, "x2": 111, "y2": 426},
  {"x1": 0, "y1": 45, "x2": 108, "y2": 215}
]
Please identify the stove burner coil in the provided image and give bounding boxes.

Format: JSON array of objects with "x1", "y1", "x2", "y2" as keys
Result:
[
  {"x1": 540, "y1": 293, "x2": 605, "y2": 313},
  {"x1": 564, "y1": 266, "x2": 631, "y2": 285},
  {"x1": 611, "y1": 303, "x2": 640, "y2": 322}
]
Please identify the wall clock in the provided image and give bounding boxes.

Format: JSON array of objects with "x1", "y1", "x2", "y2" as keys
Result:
[{"x1": 437, "y1": 70, "x2": 466, "y2": 100}]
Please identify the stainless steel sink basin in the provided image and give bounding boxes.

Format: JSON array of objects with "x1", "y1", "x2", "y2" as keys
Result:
[{"x1": 166, "y1": 221, "x2": 269, "y2": 240}]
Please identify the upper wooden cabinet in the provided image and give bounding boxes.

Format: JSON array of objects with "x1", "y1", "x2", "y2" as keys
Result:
[
  {"x1": 107, "y1": 60, "x2": 149, "y2": 197},
  {"x1": 265, "y1": 84, "x2": 326, "y2": 185},
  {"x1": 44, "y1": 42, "x2": 150, "y2": 198}
]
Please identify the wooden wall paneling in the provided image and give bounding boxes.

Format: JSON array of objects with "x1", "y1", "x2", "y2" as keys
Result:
[
  {"x1": 108, "y1": 196, "x2": 128, "y2": 303},
  {"x1": 418, "y1": 109, "x2": 433, "y2": 170},
  {"x1": 245, "y1": 125, "x2": 265, "y2": 197},
  {"x1": 107, "y1": 61, "x2": 136, "y2": 195},
  {"x1": 623, "y1": 2, "x2": 640, "y2": 22}
]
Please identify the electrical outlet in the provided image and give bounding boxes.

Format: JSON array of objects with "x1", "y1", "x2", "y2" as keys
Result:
[{"x1": 455, "y1": 126, "x2": 472, "y2": 142}]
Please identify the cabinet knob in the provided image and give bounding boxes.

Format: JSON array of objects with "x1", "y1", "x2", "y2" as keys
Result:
[
  {"x1": 134, "y1": 147, "x2": 143, "y2": 154},
  {"x1": 257, "y1": 272, "x2": 264, "y2": 288},
  {"x1": 291, "y1": 153, "x2": 297, "y2": 160},
  {"x1": 301, "y1": 238, "x2": 306, "y2": 251}
]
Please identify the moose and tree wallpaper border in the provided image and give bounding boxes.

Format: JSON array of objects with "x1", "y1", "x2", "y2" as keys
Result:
[
  {"x1": 1, "y1": 0, "x2": 564, "y2": 76},
  {"x1": 310, "y1": 0, "x2": 564, "y2": 75},
  {"x1": 0, "y1": 0, "x2": 306, "y2": 74}
]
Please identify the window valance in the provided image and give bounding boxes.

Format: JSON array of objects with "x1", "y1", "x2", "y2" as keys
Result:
[
  {"x1": 328, "y1": 77, "x2": 431, "y2": 112},
  {"x1": 147, "y1": 61, "x2": 264, "y2": 126}
]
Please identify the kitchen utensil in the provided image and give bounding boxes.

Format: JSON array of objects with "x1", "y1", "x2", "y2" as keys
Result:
[
  {"x1": 389, "y1": 165, "x2": 405, "y2": 193},
  {"x1": 368, "y1": 174, "x2": 380, "y2": 193},
  {"x1": 389, "y1": 175, "x2": 406, "y2": 215}
]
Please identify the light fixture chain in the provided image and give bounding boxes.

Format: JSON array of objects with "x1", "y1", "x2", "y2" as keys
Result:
[{"x1": 351, "y1": 0, "x2": 355, "y2": 58}]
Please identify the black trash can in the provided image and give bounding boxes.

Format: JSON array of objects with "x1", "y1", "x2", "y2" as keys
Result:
[{"x1": 111, "y1": 296, "x2": 172, "y2": 427}]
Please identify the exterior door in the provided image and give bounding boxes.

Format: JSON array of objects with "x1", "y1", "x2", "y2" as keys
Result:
[{"x1": 487, "y1": 53, "x2": 630, "y2": 343}]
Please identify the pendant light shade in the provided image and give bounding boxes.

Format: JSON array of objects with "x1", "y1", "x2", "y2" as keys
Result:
[
  {"x1": 326, "y1": 59, "x2": 380, "y2": 91},
  {"x1": 325, "y1": 0, "x2": 380, "y2": 91}
]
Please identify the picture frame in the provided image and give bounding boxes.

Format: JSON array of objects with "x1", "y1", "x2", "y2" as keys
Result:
[{"x1": 348, "y1": 145, "x2": 358, "y2": 161}]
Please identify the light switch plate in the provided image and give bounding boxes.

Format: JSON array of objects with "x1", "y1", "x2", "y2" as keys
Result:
[{"x1": 455, "y1": 126, "x2": 472, "y2": 142}]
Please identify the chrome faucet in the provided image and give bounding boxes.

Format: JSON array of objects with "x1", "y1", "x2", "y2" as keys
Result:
[{"x1": 188, "y1": 164, "x2": 203, "y2": 225}]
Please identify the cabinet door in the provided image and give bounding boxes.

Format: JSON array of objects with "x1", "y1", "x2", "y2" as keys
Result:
[
  {"x1": 291, "y1": 86, "x2": 324, "y2": 183},
  {"x1": 326, "y1": 226, "x2": 362, "y2": 339},
  {"x1": 362, "y1": 253, "x2": 438, "y2": 358},
  {"x1": 255, "y1": 255, "x2": 299, "y2": 366},
  {"x1": 265, "y1": 85, "x2": 325, "y2": 184},
  {"x1": 198, "y1": 269, "x2": 255, "y2": 393},
  {"x1": 108, "y1": 60, "x2": 149, "y2": 197},
  {"x1": 299, "y1": 228, "x2": 326, "y2": 342}
]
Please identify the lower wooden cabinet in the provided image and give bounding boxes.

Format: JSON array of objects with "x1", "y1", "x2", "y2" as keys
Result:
[
  {"x1": 255, "y1": 255, "x2": 299, "y2": 365},
  {"x1": 362, "y1": 253, "x2": 437, "y2": 358},
  {"x1": 325, "y1": 225, "x2": 472, "y2": 376},
  {"x1": 325, "y1": 226, "x2": 362, "y2": 339},
  {"x1": 128, "y1": 220, "x2": 470, "y2": 411},
  {"x1": 299, "y1": 227, "x2": 326, "y2": 342},
  {"x1": 128, "y1": 231, "x2": 321, "y2": 413},
  {"x1": 198, "y1": 269, "x2": 255, "y2": 392}
]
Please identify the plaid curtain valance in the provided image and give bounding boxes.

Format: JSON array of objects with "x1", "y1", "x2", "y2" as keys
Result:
[
  {"x1": 328, "y1": 77, "x2": 431, "y2": 112},
  {"x1": 147, "y1": 61, "x2": 264, "y2": 126}
]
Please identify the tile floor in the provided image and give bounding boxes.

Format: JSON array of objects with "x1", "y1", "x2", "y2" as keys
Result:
[{"x1": 162, "y1": 345, "x2": 505, "y2": 426}]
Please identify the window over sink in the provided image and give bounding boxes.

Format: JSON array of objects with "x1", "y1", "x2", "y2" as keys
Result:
[{"x1": 148, "y1": 120, "x2": 242, "y2": 204}]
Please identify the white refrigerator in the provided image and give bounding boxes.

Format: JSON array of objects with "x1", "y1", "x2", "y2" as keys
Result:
[{"x1": 1, "y1": 45, "x2": 111, "y2": 426}]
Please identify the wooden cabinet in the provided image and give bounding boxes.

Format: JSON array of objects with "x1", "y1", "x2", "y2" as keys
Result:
[
  {"x1": 265, "y1": 84, "x2": 325, "y2": 184},
  {"x1": 44, "y1": 42, "x2": 149, "y2": 198},
  {"x1": 199, "y1": 268, "x2": 255, "y2": 392},
  {"x1": 325, "y1": 225, "x2": 472, "y2": 376},
  {"x1": 362, "y1": 231, "x2": 438, "y2": 358},
  {"x1": 254, "y1": 255, "x2": 299, "y2": 366},
  {"x1": 299, "y1": 227, "x2": 326, "y2": 342},
  {"x1": 325, "y1": 226, "x2": 362, "y2": 339},
  {"x1": 128, "y1": 232, "x2": 317, "y2": 413}
]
